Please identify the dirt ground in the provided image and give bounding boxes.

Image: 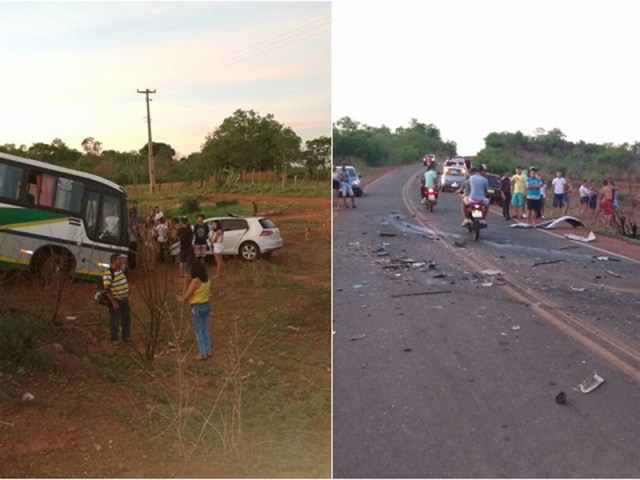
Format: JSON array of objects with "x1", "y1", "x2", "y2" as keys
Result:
[{"x1": 0, "y1": 193, "x2": 331, "y2": 478}]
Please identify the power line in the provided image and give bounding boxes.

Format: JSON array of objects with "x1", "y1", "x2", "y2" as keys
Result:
[{"x1": 155, "y1": 15, "x2": 330, "y2": 90}]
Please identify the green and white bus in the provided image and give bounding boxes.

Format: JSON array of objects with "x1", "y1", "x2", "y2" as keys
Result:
[{"x1": 0, "y1": 152, "x2": 129, "y2": 280}]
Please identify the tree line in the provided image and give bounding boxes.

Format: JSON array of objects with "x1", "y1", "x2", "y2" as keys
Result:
[
  {"x1": 1, "y1": 109, "x2": 331, "y2": 186},
  {"x1": 334, "y1": 118, "x2": 640, "y2": 182}
]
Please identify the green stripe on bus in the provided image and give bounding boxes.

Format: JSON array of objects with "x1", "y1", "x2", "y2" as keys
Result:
[{"x1": 0, "y1": 207, "x2": 68, "y2": 226}]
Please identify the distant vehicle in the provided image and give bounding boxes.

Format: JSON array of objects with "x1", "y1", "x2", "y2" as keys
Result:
[
  {"x1": 203, "y1": 216, "x2": 283, "y2": 261},
  {"x1": 444, "y1": 156, "x2": 466, "y2": 168},
  {"x1": 485, "y1": 173, "x2": 503, "y2": 206},
  {"x1": 339, "y1": 165, "x2": 363, "y2": 197},
  {"x1": 422, "y1": 154, "x2": 436, "y2": 167},
  {"x1": 0, "y1": 152, "x2": 129, "y2": 281},
  {"x1": 440, "y1": 166, "x2": 467, "y2": 192}
]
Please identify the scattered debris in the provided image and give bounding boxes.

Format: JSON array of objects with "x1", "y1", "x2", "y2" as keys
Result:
[
  {"x1": 377, "y1": 251, "x2": 390, "y2": 257},
  {"x1": 403, "y1": 348, "x2": 412, "y2": 353},
  {"x1": 480, "y1": 269, "x2": 503, "y2": 276},
  {"x1": 352, "y1": 284, "x2": 364, "y2": 289},
  {"x1": 286, "y1": 325, "x2": 301, "y2": 332},
  {"x1": 482, "y1": 282, "x2": 493, "y2": 287},
  {"x1": 511, "y1": 325, "x2": 521, "y2": 331},
  {"x1": 453, "y1": 241, "x2": 466, "y2": 248},
  {"x1": 580, "y1": 371, "x2": 604, "y2": 393},
  {"x1": 390, "y1": 290, "x2": 452, "y2": 298},
  {"x1": 564, "y1": 231, "x2": 596, "y2": 243},
  {"x1": 533, "y1": 259, "x2": 565, "y2": 267},
  {"x1": 380, "y1": 232, "x2": 397, "y2": 237},
  {"x1": 432, "y1": 273, "x2": 447, "y2": 278},
  {"x1": 0, "y1": 420, "x2": 14, "y2": 427},
  {"x1": 559, "y1": 245, "x2": 579, "y2": 250},
  {"x1": 570, "y1": 286, "x2": 586, "y2": 292},
  {"x1": 595, "y1": 256, "x2": 620, "y2": 262},
  {"x1": 596, "y1": 256, "x2": 609, "y2": 261},
  {"x1": 349, "y1": 333, "x2": 367, "y2": 342},
  {"x1": 555, "y1": 392, "x2": 567, "y2": 405},
  {"x1": 22, "y1": 392, "x2": 35, "y2": 402},
  {"x1": 605, "y1": 270, "x2": 621, "y2": 278}
]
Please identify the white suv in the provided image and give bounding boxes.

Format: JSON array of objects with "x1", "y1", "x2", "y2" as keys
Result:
[{"x1": 204, "y1": 216, "x2": 283, "y2": 261}]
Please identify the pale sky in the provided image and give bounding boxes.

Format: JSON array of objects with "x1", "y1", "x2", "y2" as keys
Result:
[
  {"x1": 333, "y1": 0, "x2": 640, "y2": 156},
  {"x1": 0, "y1": 1, "x2": 330, "y2": 158}
]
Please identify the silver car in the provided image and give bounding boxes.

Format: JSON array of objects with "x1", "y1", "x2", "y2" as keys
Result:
[{"x1": 204, "y1": 216, "x2": 283, "y2": 261}]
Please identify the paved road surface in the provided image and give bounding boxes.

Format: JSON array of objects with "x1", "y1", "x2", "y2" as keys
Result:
[{"x1": 333, "y1": 165, "x2": 640, "y2": 478}]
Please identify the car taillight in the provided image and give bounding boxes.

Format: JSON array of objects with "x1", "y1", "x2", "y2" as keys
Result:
[
  {"x1": 259, "y1": 231, "x2": 273, "y2": 237},
  {"x1": 473, "y1": 204, "x2": 481, "y2": 209}
]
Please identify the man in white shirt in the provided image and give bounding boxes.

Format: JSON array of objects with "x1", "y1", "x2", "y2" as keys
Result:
[{"x1": 551, "y1": 171, "x2": 567, "y2": 217}]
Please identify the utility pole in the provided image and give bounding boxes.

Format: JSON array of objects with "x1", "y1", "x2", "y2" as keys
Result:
[{"x1": 137, "y1": 88, "x2": 156, "y2": 194}]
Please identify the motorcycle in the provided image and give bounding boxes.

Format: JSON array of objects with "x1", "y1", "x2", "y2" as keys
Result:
[
  {"x1": 465, "y1": 201, "x2": 487, "y2": 240},
  {"x1": 423, "y1": 186, "x2": 438, "y2": 212}
]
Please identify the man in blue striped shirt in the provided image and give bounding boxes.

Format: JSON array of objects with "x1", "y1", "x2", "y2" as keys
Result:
[{"x1": 103, "y1": 253, "x2": 131, "y2": 347}]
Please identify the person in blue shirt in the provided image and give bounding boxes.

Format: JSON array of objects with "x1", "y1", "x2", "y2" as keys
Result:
[
  {"x1": 525, "y1": 167, "x2": 543, "y2": 226},
  {"x1": 420, "y1": 163, "x2": 439, "y2": 203},
  {"x1": 461, "y1": 165, "x2": 489, "y2": 226}
]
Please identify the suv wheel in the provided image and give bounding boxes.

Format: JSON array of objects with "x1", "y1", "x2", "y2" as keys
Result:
[{"x1": 239, "y1": 241, "x2": 260, "y2": 261}]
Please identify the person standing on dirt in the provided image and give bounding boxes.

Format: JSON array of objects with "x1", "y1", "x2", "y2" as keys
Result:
[
  {"x1": 599, "y1": 179, "x2": 614, "y2": 228},
  {"x1": 525, "y1": 167, "x2": 543, "y2": 226},
  {"x1": 103, "y1": 253, "x2": 131, "y2": 348},
  {"x1": 127, "y1": 207, "x2": 139, "y2": 270},
  {"x1": 176, "y1": 262, "x2": 211, "y2": 361},
  {"x1": 210, "y1": 220, "x2": 225, "y2": 278},
  {"x1": 339, "y1": 163, "x2": 356, "y2": 209},
  {"x1": 499, "y1": 170, "x2": 512, "y2": 220},
  {"x1": 155, "y1": 217, "x2": 169, "y2": 263},
  {"x1": 177, "y1": 216, "x2": 195, "y2": 278},
  {"x1": 551, "y1": 170, "x2": 567, "y2": 217},
  {"x1": 193, "y1": 215, "x2": 210, "y2": 264},
  {"x1": 510, "y1": 166, "x2": 526, "y2": 220}
]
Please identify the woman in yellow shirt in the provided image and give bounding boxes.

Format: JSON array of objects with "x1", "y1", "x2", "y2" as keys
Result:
[{"x1": 177, "y1": 262, "x2": 211, "y2": 360}]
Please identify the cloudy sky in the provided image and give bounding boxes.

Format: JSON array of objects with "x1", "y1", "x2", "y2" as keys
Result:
[
  {"x1": 0, "y1": 1, "x2": 330, "y2": 158},
  {"x1": 333, "y1": 0, "x2": 640, "y2": 155}
]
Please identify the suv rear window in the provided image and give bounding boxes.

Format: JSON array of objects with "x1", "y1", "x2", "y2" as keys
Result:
[{"x1": 259, "y1": 218, "x2": 276, "y2": 229}]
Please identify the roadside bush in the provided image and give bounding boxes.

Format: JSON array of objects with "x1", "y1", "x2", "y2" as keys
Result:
[
  {"x1": 180, "y1": 195, "x2": 200, "y2": 214},
  {"x1": 0, "y1": 312, "x2": 48, "y2": 372}
]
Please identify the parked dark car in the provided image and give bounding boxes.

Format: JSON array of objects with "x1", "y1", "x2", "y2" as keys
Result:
[{"x1": 486, "y1": 173, "x2": 503, "y2": 206}]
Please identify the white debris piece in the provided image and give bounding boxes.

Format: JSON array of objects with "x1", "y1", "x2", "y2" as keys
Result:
[
  {"x1": 579, "y1": 371, "x2": 604, "y2": 394},
  {"x1": 481, "y1": 269, "x2": 503, "y2": 276},
  {"x1": 564, "y1": 231, "x2": 596, "y2": 243}
]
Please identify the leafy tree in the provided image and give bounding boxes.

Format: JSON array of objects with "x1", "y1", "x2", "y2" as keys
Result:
[
  {"x1": 302, "y1": 136, "x2": 331, "y2": 179},
  {"x1": 200, "y1": 109, "x2": 301, "y2": 179},
  {"x1": 81, "y1": 137, "x2": 103, "y2": 156}
]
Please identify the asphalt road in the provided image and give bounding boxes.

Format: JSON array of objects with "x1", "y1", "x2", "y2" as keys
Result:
[{"x1": 333, "y1": 165, "x2": 640, "y2": 478}]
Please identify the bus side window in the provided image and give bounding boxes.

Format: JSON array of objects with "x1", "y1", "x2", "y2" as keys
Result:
[
  {"x1": 85, "y1": 192, "x2": 101, "y2": 238},
  {"x1": 0, "y1": 163, "x2": 23, "y2": 200}
]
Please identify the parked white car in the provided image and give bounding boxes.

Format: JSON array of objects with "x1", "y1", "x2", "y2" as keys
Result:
[{"x1": 204, "y1": 216, "x2": 283, "y2": 261}]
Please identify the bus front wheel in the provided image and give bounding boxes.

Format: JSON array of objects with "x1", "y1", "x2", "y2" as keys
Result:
[{"x1": 31, "y1": 246, "x2": 76, "y2": 284}]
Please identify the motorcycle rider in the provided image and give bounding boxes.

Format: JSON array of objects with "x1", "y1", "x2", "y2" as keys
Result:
[
  {"x1": 460, "y1": 165, "x2": 489, "y2": 226},
  {"x1": 420, "y1": 163, "x2": 439, "y2": 203}
]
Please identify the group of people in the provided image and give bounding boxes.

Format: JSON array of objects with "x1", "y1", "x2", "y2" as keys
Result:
[
  {"x1": 498, "y1": 167, "x2": 617, "y2": 227},
  {"x1": 127, "y1": 206, "x2": 225, "y2": 279},
  {"x1": 332, "y1": 163, "x2": 356, "y2": 209}
]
